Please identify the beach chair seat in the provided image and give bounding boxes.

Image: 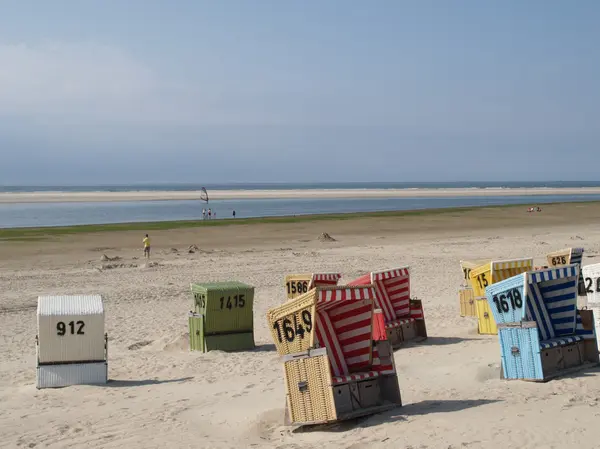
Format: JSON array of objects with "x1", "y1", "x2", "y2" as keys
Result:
[
  {"x1": 267, "y1": 286, "x2": 402, "y2": 426},
  {"x1": 347, "y1": 267, "x2": 427, "y2": 348},
  {"x1": 486, "y1": 265, "x2": 599, "y2": 381},
  {"x1": 539, "y1": 335, "x2": 583, "y2": 350},
  {"x1": 332, "y1": 371, "x2": 380, "y2": 385},
  {"x1": 384, "y1": 317, "x2": 414, "y2": 329},
  {"x1": 468, "y1": 258, "x2": 533, "y2": 334},
  {"x1": 283, "y1": 272, "x2": 342, "y2": 300},
  {"x1": 330, "y1": 351, "x2": 396, "y2": 385}
]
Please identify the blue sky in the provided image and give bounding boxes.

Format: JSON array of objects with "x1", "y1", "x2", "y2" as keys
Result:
[{"x1": 0, "y1": 1, "x2": 598, "y2": 184}]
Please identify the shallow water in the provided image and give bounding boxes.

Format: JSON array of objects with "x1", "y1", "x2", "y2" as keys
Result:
[{"x1": 1, "y1": 194, "x2": 599, "y2": 228}]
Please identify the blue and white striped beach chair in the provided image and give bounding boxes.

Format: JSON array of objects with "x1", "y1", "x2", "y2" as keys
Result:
[
  {"x1": 485, "y1": 264, "x2": 599, "y2": 381},
  {"x1": 546, "y1": 247, "x2": 586, "y2": 295}
]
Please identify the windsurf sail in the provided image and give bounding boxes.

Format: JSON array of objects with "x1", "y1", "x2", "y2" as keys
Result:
[{"x1": 200, "y1": 187, "x2": 209, "y2": 203}]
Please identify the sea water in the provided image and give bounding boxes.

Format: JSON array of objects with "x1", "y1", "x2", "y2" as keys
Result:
[{"x1": 1, "y1": 193, "x2": 600, "y2": 228}]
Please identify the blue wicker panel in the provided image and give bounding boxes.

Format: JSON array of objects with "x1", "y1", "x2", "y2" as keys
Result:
[
  {"x1": 498, "y1": 326, "x2": 543, "y2": 380},
  {"x1": 485, "y1": 273, "x2": 527, "y2": 325}
]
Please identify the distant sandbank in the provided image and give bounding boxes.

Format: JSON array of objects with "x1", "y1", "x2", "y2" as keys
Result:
[{"x1": 2, "y1": 187, "x2": 600, "y2": 203}]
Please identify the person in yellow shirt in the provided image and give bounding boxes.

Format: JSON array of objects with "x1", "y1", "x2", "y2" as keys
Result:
[{"x1": 143, "y1": 234, "x2": 151, "y2": 259}]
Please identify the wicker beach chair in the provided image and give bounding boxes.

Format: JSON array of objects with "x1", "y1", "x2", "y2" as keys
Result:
[
  {"x1": 267, "y1": 285, "x2": 402, "y2": 426},
  {"x1": 468, "y1": 258, "x2": 533, "y2": 335},
  {"x1": 188, "y1": 281, "x2": 255, "y2": 352},
  {"x1": 546, "y1": 247, "x2": 584, "y2": 268},
  {"x1": 485, "y1": 265, "x2": 599, "y2": 381},
  {"x1": 582, "y1": 263, "x2": 600, "y2": 305},
  {"x1": 283, "y1": 272, "x2": 342, "y2": 301},
  {"x1": 459, "y1": 259, "x2": 490, "y2": 317},
  {"x1": 581, "y1": 262, "x2": 600, "y2": 349},
  {"x1": 346, "y1": 267, "x2": 427, "y2": 348},
  {"x1": 546, "y1": 247, "x2": 586, "y2": 296}
]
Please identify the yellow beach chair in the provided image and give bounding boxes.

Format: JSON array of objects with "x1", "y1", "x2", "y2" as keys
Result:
[
  {"x1": 469, "y1": 258, "x2": 533, "y2": 334},
  {"x1": 283, "y1": 272, "x2": 341, "y2": 301},
  {"x1": 267, "y1": 285, "x2": 402, "y2": 426},
  {"x1": 459, "y1": 259, "x2": 489, "y2": 317}
]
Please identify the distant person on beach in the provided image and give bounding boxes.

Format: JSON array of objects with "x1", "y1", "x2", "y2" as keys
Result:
[
  {"x1": 214, "y1": 210, "x2": 216, "y2": 219},
  {"x1": 202, "y1": 208, "x2": 206, "y2": 220},
  {"x1": 208, "y1": 208, "x2": 212, "y2": 219},
  {"x1": 143, "y1": 234, "x2": 151, "y2": 259},
  {"x1": 233, "y1": 210, "x2": 236, "y2": 218}
]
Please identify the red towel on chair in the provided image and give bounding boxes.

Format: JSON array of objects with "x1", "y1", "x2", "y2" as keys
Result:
[{"x1": 372, "y1": 308, "x2": 387, "y2": 341}]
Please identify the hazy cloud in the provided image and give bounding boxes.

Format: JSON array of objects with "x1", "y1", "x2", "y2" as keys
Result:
[{"x1": 0, "y1": 42, "x2": 161, "y2": 118}]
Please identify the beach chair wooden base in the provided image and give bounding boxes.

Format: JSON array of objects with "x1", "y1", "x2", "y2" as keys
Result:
[
  {"x1": 282, "y1": 348, "x2": 402, "y2": 426},
  {"x1": 288, "y1": 403, "x2": 401, "y2": 429},
  {"x1": 36, "y1": 362, "x2": 108, "y2": 389},
  {"x1": 385, "y1": 319, "x2": 427, "y2": 349},
  {"x1": 188, "y1": 313, "x2": 255, "y2": 352},
  {"x1": 498, "y1": 322, "x2": 600, "y2": 382},
  {"x1": 459, "y1": 288, "x2": 477, "y2": 317},
  {"x1": 35, "y1": 330, "x2": 109, "y2": 389}
]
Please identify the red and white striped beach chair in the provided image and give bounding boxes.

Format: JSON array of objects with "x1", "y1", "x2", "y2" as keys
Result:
[
  {"x1": 267, "y1": 285, "x2": 402, "y2": 426},
  {"x1": 283, "y1": 272, "x2": 341, "y2": 300},
  {"x1": 347, "y1": 267, "x2": 427, "y2": 348}
]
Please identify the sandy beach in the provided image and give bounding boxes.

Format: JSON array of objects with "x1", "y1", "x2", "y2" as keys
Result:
[
  {"x1": 2, "y1": 187, "x2": 600, "y2": 203},
  {"x1": 2, "y1": 202, "x2": 600, "y2": 449}
]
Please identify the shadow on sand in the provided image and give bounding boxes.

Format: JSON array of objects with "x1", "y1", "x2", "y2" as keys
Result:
[
  {"x1": 249, "y1": 344, "x2": 277, "y2": 353},
  {"x1": 107, "y1": 377, "x2": 194, "y2": 387},
  {"x1": 409, "y1": 336, "x2": 481, "y2": 347},
  {"x1": 293, "y1": 399, "x2": 500, "y2": 433}
]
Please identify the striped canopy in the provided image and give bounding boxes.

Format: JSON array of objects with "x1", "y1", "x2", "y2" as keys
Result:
[
  {"x1": 486, "y1": 265, "x2": 580, "y2": 346},
  {"x1": 527, "y1": 265, "x2": 579, "y2": 341},
  {"x1": 315, "y1": 286, "x2": 375, "y2": 376},
  {"x1": 348, "y1": 267, "x2": 411, "y2": 323},
  {"x1": 309, "y1": 273, "x2": 342, "y2": 290},
  {"x1": 315, "y1": 286, "x2": 396, "y2": 384}
]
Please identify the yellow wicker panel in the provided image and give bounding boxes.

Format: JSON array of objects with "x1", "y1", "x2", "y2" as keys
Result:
[
  {"x1": 475, "y1": 297, "x2": 498, "y2": 334},
  {"x1": 546, "y1": 249, "x2": 572, "y2": 267},
  {"x1": 284, "y1": 273, "x2": 312, "y2": 300},
  {"x1": 491, "y1": 258, "x2": 533, "y2": 285},
  {"x1": 460, "y1": 259, "x2": 489, "y2": 286},
  {"x1": 469, "y1": 262, "x2": 492, "y2": 296},
  {"x1": 469, "y1": 258, "x2": 532, "y2": 296},
  {"x1": 284, "y1": 353, "x2": 336, "y2": 424},
  {"x1": 267, "y1": 289, "x2": 317, "y2": 355},
  {"x1": 459, "y1": 288, "x2": 477, "y2": 317}
]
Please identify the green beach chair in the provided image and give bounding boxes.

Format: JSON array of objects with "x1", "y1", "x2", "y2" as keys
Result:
[{"x1": 188, "y1": 281, "x2": 255, "y2": 352}]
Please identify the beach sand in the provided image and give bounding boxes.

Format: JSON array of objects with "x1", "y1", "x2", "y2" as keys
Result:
[
  {"x1": 2, "y1": 187, "x2": 600, "y2": 203},
  {"x1": 2, "y1": 202, "x2": 600, "y2": 448}
]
